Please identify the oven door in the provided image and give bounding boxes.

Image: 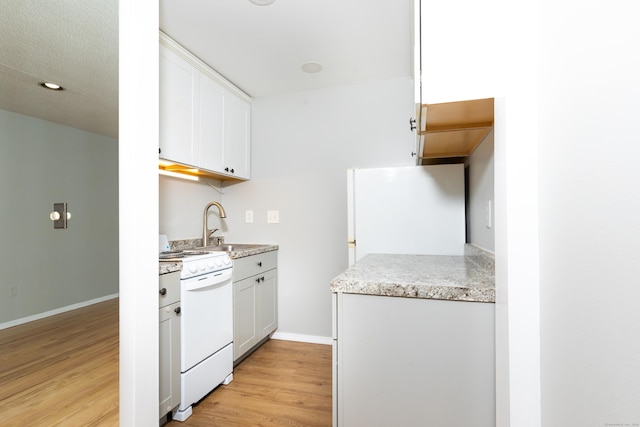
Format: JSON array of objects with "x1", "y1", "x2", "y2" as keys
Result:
[{"x1": 180, "y1": 268, "x2": 233, "y2": 372}]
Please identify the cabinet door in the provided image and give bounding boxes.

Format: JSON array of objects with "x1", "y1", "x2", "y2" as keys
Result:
[
  {"x1": 159, "y1": 271, "x2": 180, "y2": 308},
  {"x1": 223, "y1": 91, "x2": 251, "y2": 179},
  {"x1": 159, "y1": 46, "x2": 196, "y2": 166},
  {"x1": 198, "y1": 75, "x2": 225, "y2": 173},
  {"x1": 159, "y1": 301, "x2": 181, "y2": 418},
  {"x1": 233, "y1": 276, "x2": 257, "y2": 361},
  {"x1": 257, "y1": 269, "x2": 277, "y2": 338},
  {"x1": 232, "y1": 250, "x2": 277, "y2": 281},
  {"x1": 337, "y1": 293, "x2": 495, "y2": 426}
]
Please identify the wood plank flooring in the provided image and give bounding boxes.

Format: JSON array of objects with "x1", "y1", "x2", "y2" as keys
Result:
[
  {"x1": 0, "y1": 299, "x2": 332, "y2": 426},
  {"x1": 0, "y1": 298, "x2": 119, "y2": 426},
  {"x1": 167, "y1": 339, "x2": 332, "y2": 427}
]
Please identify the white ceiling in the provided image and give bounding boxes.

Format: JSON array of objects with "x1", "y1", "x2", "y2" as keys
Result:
[
  {"x1": 1, "y1": 0, "x2": 412, "y2": 139},
  {"x1": 159, "y1": 0, "x2": 413, "y2": 98}
]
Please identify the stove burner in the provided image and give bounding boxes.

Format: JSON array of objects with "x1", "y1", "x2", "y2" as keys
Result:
[
  {"x1": 159, "y1": 250, "x2": 185, "y2": 260},
  {"x1": 159, "y1": 250, "x2": 214, "y2": 260}
]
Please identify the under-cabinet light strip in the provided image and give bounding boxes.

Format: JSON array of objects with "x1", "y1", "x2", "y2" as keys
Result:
[{"x1": 158, "y1": 169, "x2": 199, "y2": 181}]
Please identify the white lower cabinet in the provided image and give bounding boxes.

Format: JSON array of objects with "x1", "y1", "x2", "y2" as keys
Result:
[
  {"x1": 233, "y1": 251, "x2": 278, "y2": 362},
  {"x1": 159, "y1": 271, "x2": 181, "y2": 420},
  {"x1": 333, "y1": 292, "x2": 495, "y2": 427}
]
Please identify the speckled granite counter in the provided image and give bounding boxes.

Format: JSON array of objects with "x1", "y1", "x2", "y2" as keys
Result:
[
  {"x1": 330, "y1": 245, "x2": 495, "y2": 303},
  {"x1": 221, "y1": 244, "x2": 279, "y2": 259},
  {"x1": 159, "y1": 261, "x2": 181, "y2": 275},
  {"x1": 159, "y1": 241, "x2": 279, "y2": 275}
]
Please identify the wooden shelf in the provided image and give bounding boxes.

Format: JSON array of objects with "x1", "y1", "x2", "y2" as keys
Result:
[{"x1": 418, "y1": 98, "x2": 494, "y2": 163}]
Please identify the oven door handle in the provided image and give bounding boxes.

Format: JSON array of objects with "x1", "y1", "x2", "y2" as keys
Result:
[{"x1": 183, "y1": 269, "x2": 232, "y2": 291}]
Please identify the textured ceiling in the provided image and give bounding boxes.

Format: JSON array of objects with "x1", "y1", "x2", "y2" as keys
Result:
[
  {"x1": 0, "y1": 0, "x2": 118, "y2": 138},
  {"x1": 1, "y1": 0, "x2": 412, "y2": 139}
]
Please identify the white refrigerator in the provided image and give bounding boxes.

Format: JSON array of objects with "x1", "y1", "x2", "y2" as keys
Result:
[{"x1": 347, "y1": 164, "x2": 465, "y2": 265}]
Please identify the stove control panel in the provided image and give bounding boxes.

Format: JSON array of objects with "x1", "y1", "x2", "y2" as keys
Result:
[{"x1": 179, "y1": 253, "x2": 232, "y2": 279}]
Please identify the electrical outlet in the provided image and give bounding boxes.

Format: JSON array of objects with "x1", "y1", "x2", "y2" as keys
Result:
[
  {"x1": 9, "y1": 284, "x2": 17, "y2": 297},
  {"x1": 245, "y1": 210, "x2": 254, "y2": 223},
  {"x1": 267, "y1": 210, "x2": 280, "y2": 224}
]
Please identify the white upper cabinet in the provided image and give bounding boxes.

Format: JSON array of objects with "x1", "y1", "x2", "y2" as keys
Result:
[
  {"x1": 197, "y1": 76, "x2": 225, "y2": 173},
  {"x1": 412, "y1": 0, "x2": 421, "y2": 106},
  {"x1": 418, "y1": 0, "x2": 503, "y2": 104},
  {"x1": 159, "y1": 46, "x2": 197, "y2": 166},
  {"x1": 159, "y1": 32, "x2": 251, "y2": 180},
  {"x1": 412, "y1": 0, "x2": 496, "y2": 164},
  {"x1": 223, "y1": 90, "x2": 250, "y2": 179}
]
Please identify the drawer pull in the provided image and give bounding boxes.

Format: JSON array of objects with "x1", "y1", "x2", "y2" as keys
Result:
[
  {"x1": 159, "y1": 288, "x2": 167, "y2": 296},
  {"x1": 257, "y1": 262, "x2": 262, "y2": 267}
]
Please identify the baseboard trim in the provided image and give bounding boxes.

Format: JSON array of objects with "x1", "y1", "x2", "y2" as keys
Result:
[
  {"x1": 271, "y1": 331, "x2": 332, "y2": 346},
  {"x1": 0, "y1": 293, "x2": 119, "y2": 331}
]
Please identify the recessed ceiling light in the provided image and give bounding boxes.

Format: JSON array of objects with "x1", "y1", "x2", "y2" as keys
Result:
[
  {"x1": 40, "y1": 82, "x2": 64, "y2": 91},
  {"x1": 249, "y1": 0, "x2": 275, "y2": 5},
  {"x1": 301, "y1": 62, "x2": 323, "y2": 74}
]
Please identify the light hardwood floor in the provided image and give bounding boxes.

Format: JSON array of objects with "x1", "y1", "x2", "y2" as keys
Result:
[
  {"x1": 0, "y1": 299, "x2": 332, "y2": 426},
  {"x1": 0, "y1": 298, "x2": 119, "y2": 426},
  {"x1": 167, "y1": 339, "x2": 332, "y2": 427}
]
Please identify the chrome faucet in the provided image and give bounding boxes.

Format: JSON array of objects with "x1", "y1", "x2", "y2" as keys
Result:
[{"x1": 202, "y1": 201, "x2": 227, "y2": 247}]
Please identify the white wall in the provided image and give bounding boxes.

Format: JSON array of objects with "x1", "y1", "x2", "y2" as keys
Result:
[
  {"x1": 159, "y1": 176, "x2": 225, "y2": 240},
  {"x1": 422, "y1": 0, "x2": 640, "y2": 424},
  {"x1": 0, "y1": 109, "x2": 119, "y2": 326},
  {"x1": 466, "y1": 130, "x2": 495, "y2": 251},
  {"x1": 538, "y1": 0, "x2": 640, "y2": 424},
  {"x1": 119, "y1": 0, "x2": 159, "y2": 423},
  {"x1": 221, "y1": 78, "x2": 415, "y2": 339},
  {"x1": 421, "y1": 0, "x2": 541, "y2": 424}
]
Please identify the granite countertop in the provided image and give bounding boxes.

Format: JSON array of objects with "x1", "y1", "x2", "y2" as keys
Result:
[
  {"x1": 330, "y1": 245, "x2": 495, "y2": 303},
  {"x1": 159, "y1": 240, "x2": 278, "y2": 275},
  {"x1": 159, "y1": 261, "x2": 182, "y2": 275},
  {"x1": 222, "y1": 244, "x2": 279, "y2": 259}
]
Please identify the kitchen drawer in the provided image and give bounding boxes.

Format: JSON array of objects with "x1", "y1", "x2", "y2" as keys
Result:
[
  {"x1": 159, "y1": 270, "x2": 180, "y2": 308},
  {"x1": 233, "y1": 250, "x2": 277, "y2": 281}
]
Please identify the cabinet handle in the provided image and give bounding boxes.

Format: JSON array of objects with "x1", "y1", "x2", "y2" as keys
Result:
[
  {"x1": 409, "y1": 117, "x2": 417, "y2": 131},
  {"x1": 174, "y1": 306, "x2": 181, "y2": 314},
  {"x1": 256, "y1": 277, "x2": 261, "y2": 283},
  {"x1": 261, "y1": 276, "x2": 265, "y2": 282},
  {"x1": 159, "y1": 288, "x2": 167, "y2": 296},
  {"x1": 225, "y1": 167, "x2": 229, "y2": 172},
  {"x1": 257, "y1": 261, "x2": 262, "y2": 267},
  {"x1": 231, "y1": 168, "x2": 234, "y2": 173},
  {"x1": 159, "y1": 148, "x2": 161, "y2": 154}
]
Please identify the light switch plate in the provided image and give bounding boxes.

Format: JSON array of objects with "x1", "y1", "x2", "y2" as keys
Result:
[
  {"x1": 485, "y1": 200, "x2": 492, "y2": 229},
  {"x1": 267, "y1": 210, "x2": 280, "y2": 224},
  {"x1": 53, "y1": 202, "x2": 68, "y2": 229},
  {"x1": 245, "y1": 210, "x2": 254, "y2": 223}
]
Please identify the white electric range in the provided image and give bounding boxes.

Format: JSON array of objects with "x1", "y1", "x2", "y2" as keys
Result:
[{"x1": 159, "y1": 249, "x2": 234, "y2": 422}]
